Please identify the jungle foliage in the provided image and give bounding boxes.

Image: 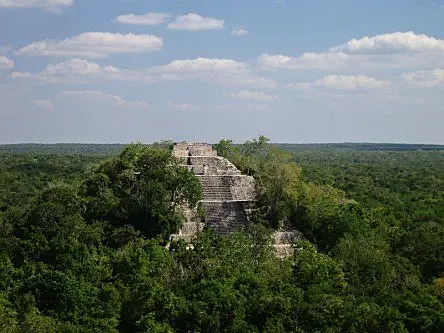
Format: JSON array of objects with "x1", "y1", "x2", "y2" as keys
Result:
[{"x1": 0, "y1": 140, "x2": 443, "y2": 332}]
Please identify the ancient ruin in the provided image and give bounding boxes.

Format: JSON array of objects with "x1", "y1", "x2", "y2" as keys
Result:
[{"x1": 171, "y1": 142, "x2": 300, "y2": 257}]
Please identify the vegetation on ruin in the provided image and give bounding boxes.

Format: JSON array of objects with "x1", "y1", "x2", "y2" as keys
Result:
[{"x1": 0, "y1": 140, "x2": 443, "y2": 332}]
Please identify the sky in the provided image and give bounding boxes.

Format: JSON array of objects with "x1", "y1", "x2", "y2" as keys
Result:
[{"x1": 0, "y1": 0, "x2": 443, "y2": 144}]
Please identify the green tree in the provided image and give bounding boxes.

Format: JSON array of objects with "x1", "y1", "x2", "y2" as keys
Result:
[
  {"x1": 394, "y1": 221, "x2": 444, "y2": 281},
  {"x1": 84, "y1": 144, "x2": 202, "y2": 242},
  {"x1": 0, "y1": 297, "x2": 19, "y2": 333},
  {"x1": 255, "y1": 148, "x2": 302, "y2": 228},
  {"x1": 213, "y1": 139, "x2": 234, "y2": 158}
]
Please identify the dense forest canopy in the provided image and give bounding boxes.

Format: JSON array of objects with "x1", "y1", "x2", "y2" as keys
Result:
[
  {"x1": 1, "y1": 142, "x2": 443, "y2": 155},
  {"x1": 0, "y1": 140, "x2": 443, "y2": 332}
]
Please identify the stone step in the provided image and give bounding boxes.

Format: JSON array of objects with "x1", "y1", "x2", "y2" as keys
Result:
[
  {"x1": 200, "y1": 201, "x2": 247, "y2": 236},
  {"x1": 203, "y1": 194, "x2": 233, "y2": 200},
  {"x1": 198, "y1": 176, "x2": 233, "y2": 200}
]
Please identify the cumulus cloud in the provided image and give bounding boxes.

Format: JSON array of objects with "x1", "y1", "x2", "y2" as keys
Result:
[
  {"x1": 168, "y1": 13, "x2": 224, "y2": 31},
  {"x1": 230, "y1": 90, "x2": 277, "y2": 101},
  {"x1": 11, "y1": 58, "x2": 154, "y2": 82},
  {"x1": 152, "y1": 57, "x2": 276, "y2": 88},
  {"x1": 0, "y1": 0, "x2": 74, "y2": 12},
  {"x1": 43, "y1": 58, "x2": 103, "y2": 76},
  {"x1": 257, "y1": 54, "x2": 292, "y2": 69},
  {"x1": 258, "y1": 52, "x2": 351, "y2": 71},
  {"x1": 15, "y1": 32, "x2": 163, "y2": 58},
  {"x1": 0, "y1": 55, "x2": 14, "y2": 69},
  {"x1": 217, "y1": 75, "x2": 277, "y2": 88},
  {"x1": 58, "y1": 90, "x2": 150, "y2": 109},
  {"x1": 153, "y1": 57, "x2": 248, "y2": 73},
  {"x1": 330, "y1": 31, "x2": 444, "y2": 54},
  {"x1": 288, "y1": 75, "x2": 388, "y2": 91},
  {"x1": 258, "y1": 32, "x2": 444, "y2": 72},
  {"x1": 31, "y1": 99, "x2": 54, "y2": 111},
  {"x1": 12, "y1": 56, "x2": 276, "y2": 88},
  {"x1": 231, "y1": 28, "x2": 248, "y2": 37},
  {"x1": 114, "y1": 12, "x2": 171, "y2": 25},
  {"x1": 402, "y1": 68, "x2": 444, "y2": 88}
]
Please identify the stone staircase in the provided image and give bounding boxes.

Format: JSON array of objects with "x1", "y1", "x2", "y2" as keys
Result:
[
  {"x1": 198, "y1": 176, "x2": 233, "y2": 201},
  {"x1": 171, "y1": 142, "x2": 300, "y2": 257},
  {"x1": 200, "y1": 201, "x2": 248, "y2": 235},
  {"x1": 172, "y1": 143, "x2": 255, "y2": 239}
]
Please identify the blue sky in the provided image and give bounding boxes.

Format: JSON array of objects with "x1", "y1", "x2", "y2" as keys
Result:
[{"x1": 0, "y1": 0, "x2": 443, "y2": 143}]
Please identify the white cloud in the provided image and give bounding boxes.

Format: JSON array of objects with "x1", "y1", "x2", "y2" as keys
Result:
[
  {"x1": 257, "y1": 54, "x2": 292, "y2": 69},
  {"x1": 58, "y1": 90, "x2": 149, "y2": 109},
  {"x1": 258, "y1": 52, "x2": 350, "y2": 71},
  {"x1": 31, "y1": 99, "x2": 54, "y2": 111},
  {"x1": 258, "y1": 32, "x2": 444, "y2": 72},
  {"x1": 114, "y1": 12, "x2": 171, "y2": 25},
  {"x1": 0, "y1": 55, "x2": 14, "y2": 69},
  {"x1": 216, "y1": 75, "x2": 277, "y2": 88},
  {"x1": 168, "y1": 13, "x2": 224, "y2": 31},
  {"x1": 152, "y1": 57, "x2": 276, "y2": 88},
  {"x1": 44, "y1": 58, "x2": 101, "y2": 75},
  {"x1": 289, "y1": 75, "x2": 388, "y2": 91},
  {"x1": 0, "y1": 0, "x2": 74, "y2": 12},
  {"x1": 12, "y1": 56, "x2": 276, "y2": 88},
  {"x1": 230, "y1": 90, "x2": 277, "y2": 101},
  {"x1": 11, "y1": 58, "x2": 154, "y2": 82},
  {"x1": 231, "y1": 28, "x2": 248, "y2": 37},
  {"x1": 153, "y1": 57, "x2": 248, "y2": 73},
  {"x1": 330, "y1": 31, "x2": 444, "y2": 54},
  {"x1": 16, "y1": 32, "x2": 163, "y2": 58},
  {"x1": 402, "y1": 68, "x2": 444, "y2": 88},
  {"x1": 168, "y1": 101, "x2": 196, "y2": 111}
]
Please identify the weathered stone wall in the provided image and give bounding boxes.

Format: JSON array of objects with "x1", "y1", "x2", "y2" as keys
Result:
[
  {"x1": 229, "y1": 176, "x2": 256, "y2": 201},
  {"x1": 200, "y1": 201, "x2": 248, "y2": 235},
  {"x1": 170, "y1": 204, "x2": 204, "y2": 243},
  {"x1": 172, "y1": 142, "x2": 216, "y2": 158}
]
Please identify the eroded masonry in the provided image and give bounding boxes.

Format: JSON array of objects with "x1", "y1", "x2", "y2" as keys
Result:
[{"x1": 172, "y1": 142, "x2": 300, "y2": 257}]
